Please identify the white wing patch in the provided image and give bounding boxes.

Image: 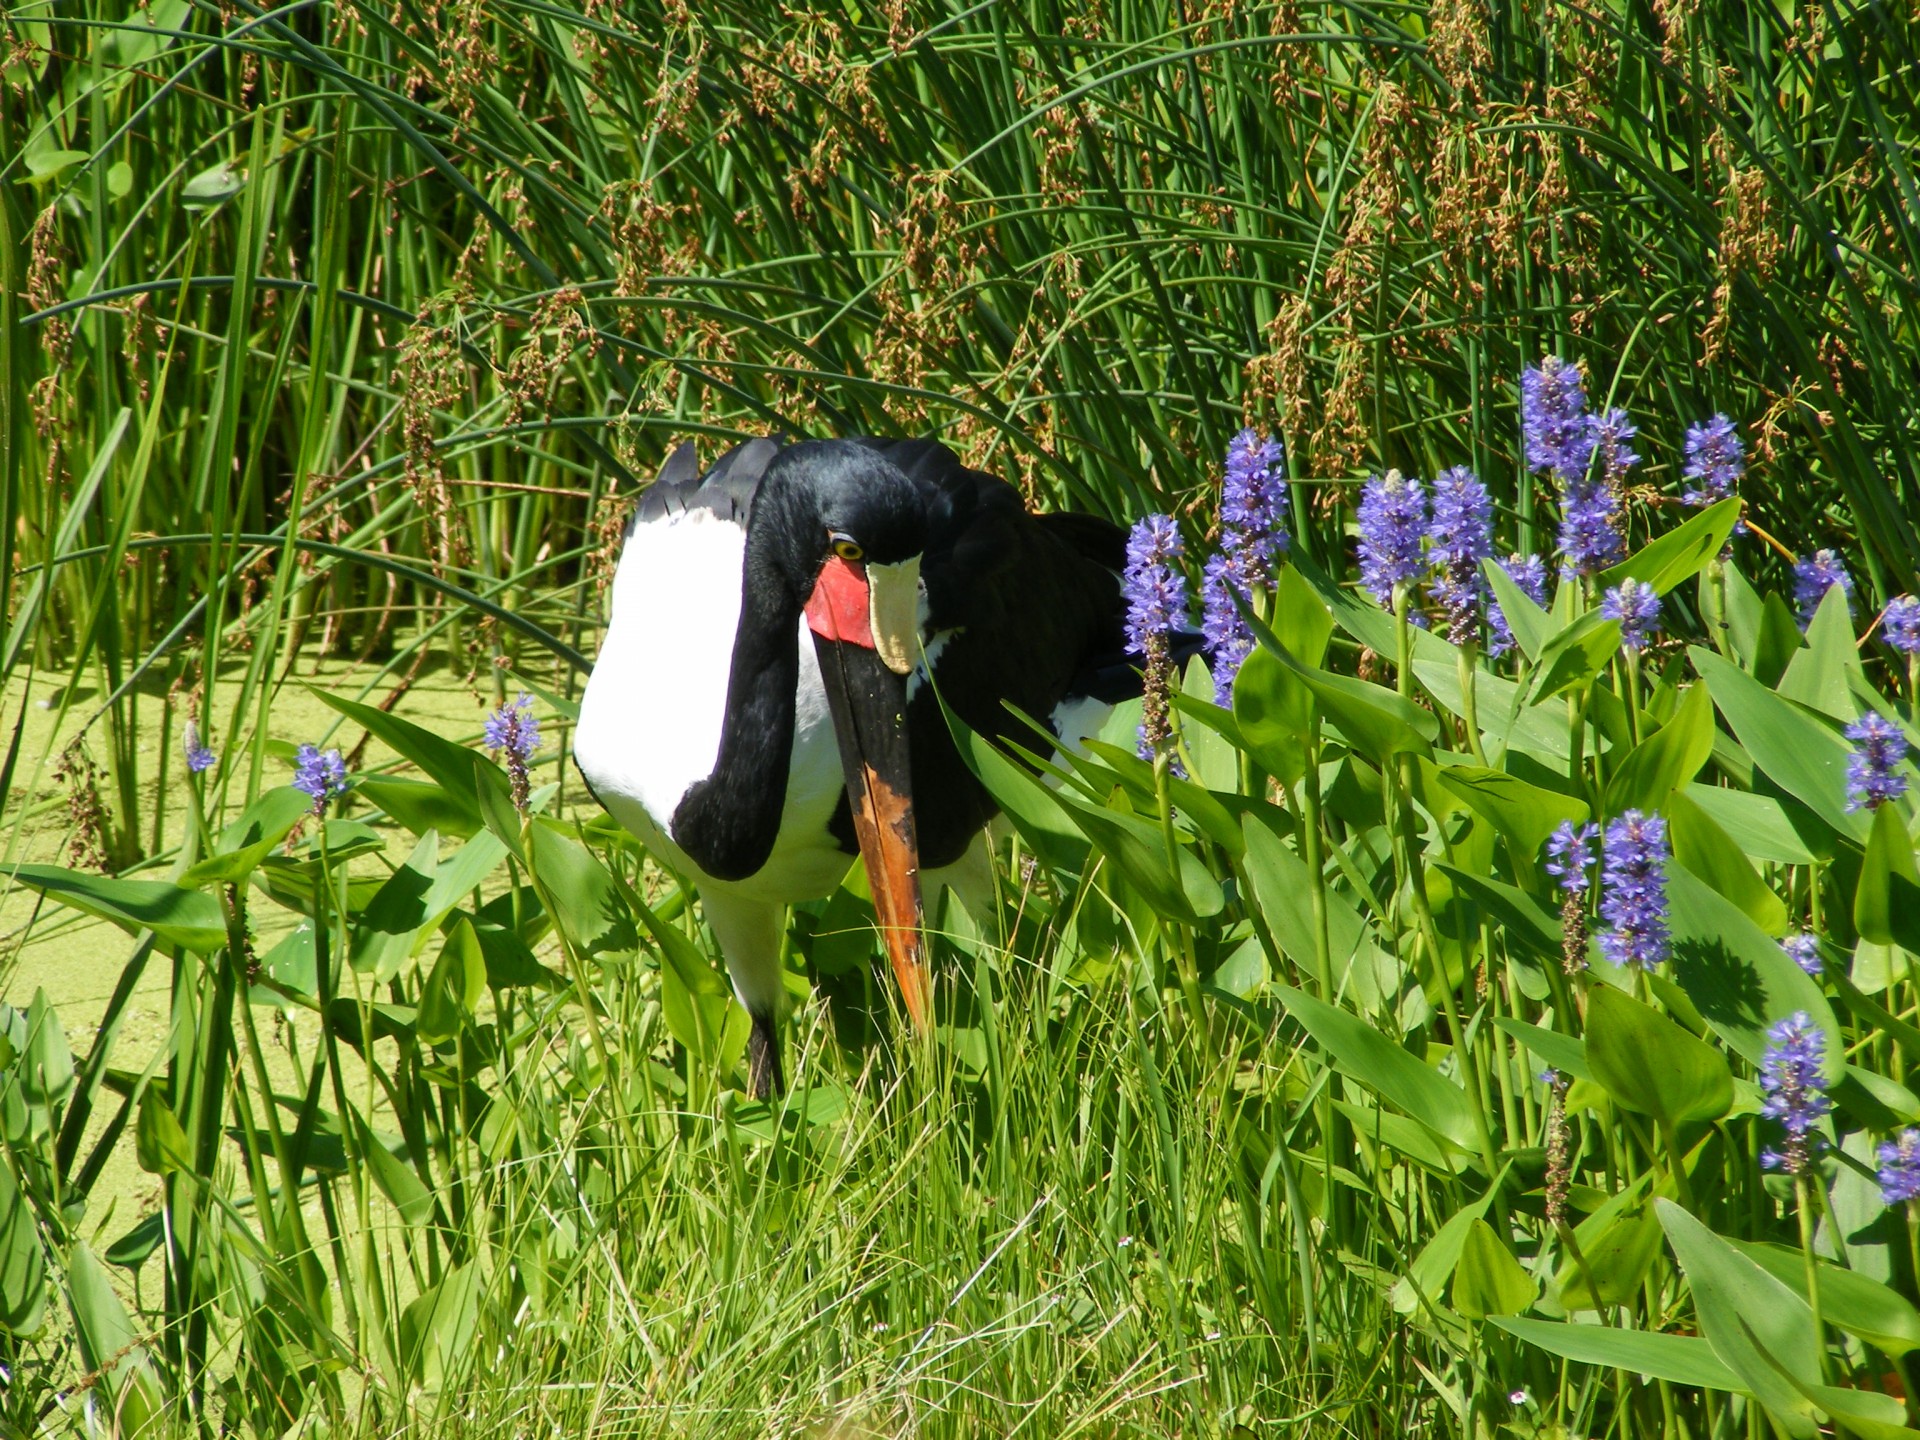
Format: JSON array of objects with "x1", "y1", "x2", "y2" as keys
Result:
[{"x1": 575, "y1": 507, "x2": 745, "y2": 838}]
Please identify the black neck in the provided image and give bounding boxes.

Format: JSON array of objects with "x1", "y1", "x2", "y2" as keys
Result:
[{"x1": 670, "y1": 534, "x2": 802, "y2": 882}]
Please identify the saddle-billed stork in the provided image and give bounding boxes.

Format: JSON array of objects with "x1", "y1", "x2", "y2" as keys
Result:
[{"x1": 574, "y1": 436, "x2": 1134, "y2": 1098}]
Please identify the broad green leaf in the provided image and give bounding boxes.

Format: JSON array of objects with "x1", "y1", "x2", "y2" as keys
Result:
[
  {"x1": 1305, "y1": 665, "x2": 1438, "y2": 766},
  {"x1": 1528, "y1": 610, "x2": 1622, "y2": 705},
  {"x1": 1272, "y1": 563, "x2": 1334, "y2": 669},
  {"x1": 1272, "y1": 983, "x2": 1477, "y2": 1150},
  {"x1": 1599, "y1": 498, "x2": 1741, "y2": 595},
  {"x1": 1703, "y1": 558, "x2": 1763, "y2": 666},
  {"x1": 1489, "y1": 1316, "x2": 1743, "y2": 1391},
  {"x1": 1655, "y1": 1199, "x2": 1820, "y2": 1436},
  {"x1": 1735, "y1": 1240, "x2": 1920, "y2": 1357},
  {"x1": 1584, "y1": 986, "x2": 1732, "y2": 1123},
  {"x1": 399, "y1": 1261, "x2": 483, "y2": 1389},
  {"x1": 1484, "y1": 559, "x2": 1552, "y2": 662},
  {"x1": 16, "y1": 990, "x2": 73, "y2": 1113},
  {"x1": 1231, "y1": 645, "x2": 1313, "y2": 786},
  {"x1": 945, "y1": 705, "x2": 1089, "y2": 872},
  {"x1": 1684, "y1": 783, "x2": 1822, "y2": 866},
  {"x1": 1436, "y1": 763, "x2": 1587, "y2": 864},
  {"x1": 1752, "y1": 591, "x2": 1807, "y2": 689},
  {"x1": 1667, "y1": 791, "x2": 1788, "y2": 933},
  {"x1": 1443, "y1": 868, "x2": 1563, "y2": 972},
  {"x1": 1556, "y1": 1204, "x2": 1663, "y2": 1310},
  {"x1": 1, "y1": 865, "x2": 226, "y2": 953},
  {"x1": 1389, "y1": 1189, "x2": 1494, "y2": 1315},
  {"x1": 354, "y1": 1111, "x2": 434, "y2": 1228},
  {"x1": 313, "y1": 688, "x2": 509, "y2": 829},
  {"x1": 418, "y1": 917, "x2": 486, "y2": 1044},
  {"x1": 1334, "y1": 1098, "x2": 1472, "y2": 1171},
  {"x1": 1778, "y1": 585, "x2": 1865, "y2": 721},
  {"x1": 1452, "y1": 1219, "x2": 1537, "y2": 1318},
  {"x1": 0, "y1": 1163, "x2": 45, "y2": 1336},
  {"x1": 66, "y1": 1242, "x2": 161, "y2": 1432},
  {"x1": 1836, "y1": 1064, "x2": 1920, "y2": 1128},
  {"x1": 1179, "y1": 657, "x2": 1240, "y2": 791},
  {"x1": 639, "y1": 892, "x2": 734, "y2": 1066},
  {"x1": 182, "y1": 159, "x2": 245, "y2": 206},
  {"x1": 1692, "y1": 647, "x2": 1862, "y2": 840},
  {"x1": 1856, "y1": 802, "x2": 1920, "y2": 953},
  {"x1": 135, "y1": 1088, "x2": 192, "y2": 1174},
  {"x1": 1668, "y1": 866, "x2": 1840, "y2": 1080},
  {"x1": 1244, "y1": 815, "x2": 1395, "y2": 1010},
  {"x1": 1782, "y1": 1374, "x2": 1919, "y2": 1440},
  {"x1": 357, "y1": 776, "x2": 480, "y2": 840},
  {"x1": 1607, "y1": 683, "x2": 1715, "y2": 816},
  {"x1": 1495, "y1": 1018, "x2": 1591, "y2": 1084},
  {"x1": 254, "y1": 922, "x2": 316, "y2": 1001},
  {"x1": 181, "y1": 785, "x2": 312, "y2": 885},
  {"x1": 351, "y1": 830, "x2": 439, "y2": 980},
  {"x1": 1241, "y1": 623, "x2": 1438, "y2": 767},
  {"x1": 1053, "y1": 787, "x2": 1224, "y2": 923},
  {"x1": 526, "y1": 819, "x2": 639, "y2": 964},
  {"x1": 1080, "y1": 739, "x2": 1245, "y2": 856}
]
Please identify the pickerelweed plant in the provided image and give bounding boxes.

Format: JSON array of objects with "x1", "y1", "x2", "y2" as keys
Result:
[{"x1": 10, "y1": 353, "x2": 1920, "y2": 1440}]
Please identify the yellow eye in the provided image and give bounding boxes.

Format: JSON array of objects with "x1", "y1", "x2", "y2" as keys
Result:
[{"x1": 832, "y1": 538, "x2": 865, "y2": 562}]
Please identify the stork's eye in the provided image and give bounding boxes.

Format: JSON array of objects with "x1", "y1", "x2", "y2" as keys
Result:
[{"x1": 831, "y1": 536, "x2": 865, "y2": 562}]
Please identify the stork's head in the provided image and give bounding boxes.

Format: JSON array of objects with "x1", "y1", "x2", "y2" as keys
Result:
[{"x1": 753, "y1": 443, "x2": 933, "y2": 1027}]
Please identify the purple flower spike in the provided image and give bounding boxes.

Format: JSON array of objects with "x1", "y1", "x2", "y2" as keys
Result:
[
  {"x1": 1759, "y1": 1011, "x2": 1831, "y2": 1176},
  {"x1": 293, "y1": 744, "x2": 349, "y2": 816},
  {"x1": 487, "y1": 692, "x2": 542, "y2": 812},
  {"x1": 1124, "y1": 515, "x2": 1188, "y2": 656},
  {"x1": 1590, "y1": 408, "x2": 1640, "y2": 490},
  {"x1": 182, "y1": 720, "x2": 217, "y2": 775},
  {"x1": 1202, "y1": 551, "x2": 1254, "y2": 704},
  {"x1": 1881, "y1": 596, "x2": 1920, "y2": 655},
  {"x1": 1793, "y1": 550, "x2": 1856, "y2": 627},
  {"x1": 1845, "y1": 711, "x2": 1910, "y2": 812},
  {"x1": 485, "y1": 692, "x2": 542, "y2": 759},
  {"x1": 1544, "y1": 820, "x2": 1598, "y2": 895},
  {"x1": 1781, "y1": 933, "x2": 1823, "y2": 978},
  {"x1": 1601, "y1": 578, "x2": 1662, "y2": 653},
  {"x1": 1502, "y1": 555, "x2": 1550, "y2": 606},
  {"x1": 1125, "y1": 514, "x2": 1188, "y2": 764},
  {"x1": 1206, "y1": 429, "x2": 1288, "y2": 701},
  {"x1": 1220, "y1": 428, "x2": 1290, "y2": 568},
  {"x1": 1426, "y1": 467, "x2": 1493, "y2": 646},
  {"x1": 1559, "y1": 477, "x2": 1623, "y2": 576},
  {"x1": 1878, "y1": 1129, "x2": 1920, "y2": 1206},
  {"x1": 1682, "y1": 414, "x2": 1744, "y2": 507},
  {"x1": 1598, "y1": 810, "x2": 1671, "y2": 971},
  {"x1": 1357, "y1": 470, "x2": 1427, "y2": 610},
  {"x1": 1521, "y1": 357, "x2": 1594, "y2": 478}
]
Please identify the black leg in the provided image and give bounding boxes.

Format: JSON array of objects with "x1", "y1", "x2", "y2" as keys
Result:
[{"x1": 747, "y1": 1011, "x2": 785, "y2": 1099}]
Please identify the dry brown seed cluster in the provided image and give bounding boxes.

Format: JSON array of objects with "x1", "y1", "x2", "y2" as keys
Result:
[
  {"x1": 53, "y1": 744, "x2": 113, "y2": 874},
  {"x1": 397, "y1": 306, "x2": 471, "y2": 576}
]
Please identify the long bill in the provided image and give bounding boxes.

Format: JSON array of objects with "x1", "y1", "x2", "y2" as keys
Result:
[{"x1": 804, "y1": 555, "x2": 930, "y2": 1028}]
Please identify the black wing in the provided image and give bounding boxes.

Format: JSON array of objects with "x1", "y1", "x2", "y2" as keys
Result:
[
  {"x1": 627, "y1": 436, "x2": 784, "y2": 533},
  {"x1": 853, "y1": 438, "x2": 1133, "y2": 867}
]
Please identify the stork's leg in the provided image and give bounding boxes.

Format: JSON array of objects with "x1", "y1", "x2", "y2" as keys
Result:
[
  {"x1": 703, "y1": 888, "x2": 788, "y2": 1098},
  {"x1": 747, "y1": 1014, "x2": 785, "y2": 1100}
]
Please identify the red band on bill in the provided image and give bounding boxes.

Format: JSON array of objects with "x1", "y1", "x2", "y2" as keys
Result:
[{"x1": 804, "y1": 556, "x2": 874, "y2": 648}]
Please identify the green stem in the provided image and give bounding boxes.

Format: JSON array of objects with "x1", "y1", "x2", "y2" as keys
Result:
[
  {"x1": 1458, "y1": 640, "x2": 1489, "y2": 764},
  {"x1": 1797, "y1": 1174, "x2": 1831, "y2": 1384},
  {"x1": 1623, "y1": 650, "x2": 1645, "y2": 748},
  {"x1": 1154, "y1": 751, "x2": 1208, "y2": 1040}
]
